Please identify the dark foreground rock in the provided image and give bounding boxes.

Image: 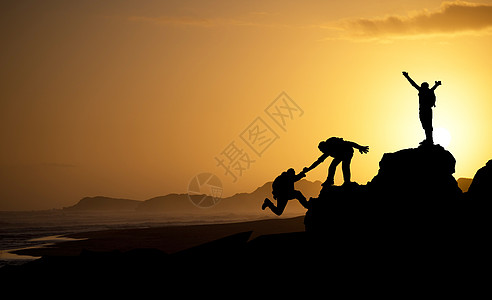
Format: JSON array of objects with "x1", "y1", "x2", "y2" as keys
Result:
[
  {"x1": 368, "y1": 144, "x2": 462, "y2": 200},
  {"x1": 303, "y1": 145, "x2": 491, "y2": 266},
  {"x1": 2, "y1": 224, "x2": 489, "y2": 291},
  {"x1": 305, "y1": 145, "x2": 464, "y2": 233},
  {"x1": 467, "y1": 159, "x2": 492, "y2": 199}
]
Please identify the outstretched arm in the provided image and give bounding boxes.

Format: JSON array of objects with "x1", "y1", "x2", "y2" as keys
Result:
[
  {"x1": 293, "y1": 172, "x2": 306, "y2": 182},
  {"x1": 431, "y1": 80, "x2": 441, "y2": 91},
  {"x1": 402, "y1": 71, "x2": 420, "y2": 90},
  {"x1": 303, "y1": 154, "x2": 328, "y2": 173},
  {"x1": 347, "y1": 141, "x2": 369, "y2": 154}
]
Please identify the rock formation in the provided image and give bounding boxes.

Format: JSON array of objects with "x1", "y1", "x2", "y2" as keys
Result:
[
  {"x1": 467, "y1": 159, "x2": 492, "y2": 200},
  {"x1": 367, "y1": 144, "x2": 461, "y2": 201},
  {"x1": 305, "y1": 144, "x2": 463, "y2": 233}
]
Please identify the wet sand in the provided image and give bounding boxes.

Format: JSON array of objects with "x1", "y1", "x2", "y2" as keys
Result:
[{"x1": 13, "y1": 216, "x2": 305, "y2": 257}]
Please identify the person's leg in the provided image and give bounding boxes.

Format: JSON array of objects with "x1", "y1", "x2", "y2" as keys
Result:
[
  {"x1": 427, "y1": 109, "x2": 433, "y2": 144},
  {"x1": 262, "y1": 197, "x2": 288, "y2": 216},
  {"x1": 262, "y1": 198, "x2": 271, "y2": 210},
  {"x1": 425, "y1": 128, "x2": 433, "y2": 144},
  {"x1": 325, "y1": 158, "x2": 341, "y2": 185},
  {"x1": 342, "y1": 155, "x2": 353, "y2": 184},
  {"x1": 292, "y1": 190, "x2": 309, "y2": 209},
  {"x1": 420, "y1": 109, "x2": 433, "y2": 144}
]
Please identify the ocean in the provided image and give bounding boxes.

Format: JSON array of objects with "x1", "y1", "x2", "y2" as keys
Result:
[{"x1": 0, "y1": 210, "x2": 274, "y2": 268}]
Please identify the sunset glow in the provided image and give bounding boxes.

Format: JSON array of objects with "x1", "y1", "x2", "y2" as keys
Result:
[
  {"x1": 434, "y1": 127, "x2": 452, "y2": 148},
  {"x1": 1, "y1": 0, "x2": 492, "y2": 210}
]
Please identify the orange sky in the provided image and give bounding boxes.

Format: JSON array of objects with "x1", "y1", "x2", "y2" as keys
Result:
[{"x1": 1, "y1": 0, "x2": 492, "y2": 210}]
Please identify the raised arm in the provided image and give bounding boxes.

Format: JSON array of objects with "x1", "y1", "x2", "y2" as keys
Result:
[
  {"x1": 431, "y1": 80, "x2": 442, "y2": 91},
  {"x1": 303, "y1": 153, "x2": 328, "y2": 173},
  {"x1": 402, "y1": 71, "x2": 420, "y2": 90}
]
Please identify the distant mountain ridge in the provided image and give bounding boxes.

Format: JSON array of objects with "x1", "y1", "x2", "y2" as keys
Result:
[
  {"x1": 457, "y1": 178, "x2": 472, "y2": 193},
  {"x1": 64, "y1": 173, "x2": 478, "y2": 213},
  {"x1": 64, "y1": 196, "x2": 141, "y2": 211},
  {"x1": 64, "y1": 179, "x2": 322, "y2": 214}
]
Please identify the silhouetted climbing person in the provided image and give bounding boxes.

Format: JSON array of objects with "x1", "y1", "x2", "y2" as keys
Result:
[
  {"x1": 262, "y1": 168, "x2": 309, "y2": 216},
  {"x1": 303, "y1": 137, "x2": 369, "y2": 186},
  {"x1": 402, "y1": 71, "x2": 441, "y2": 145}
]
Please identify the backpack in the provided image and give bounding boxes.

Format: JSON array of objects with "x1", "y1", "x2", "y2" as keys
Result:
[
  {"x1": 419, "y1": 90, "x2": 436, "y2": 108},
  {"x1": 319, "y1": 137, "x2": 344, "y2": 153},
  {"x1": 430, "y1": 92, "x2": 436, "y2": 107},
  {"x1": 325, "y1": 137, "x2": 344, "y2": 147},
  {"x1": 272, "y1": 172, "x2": 289, "y2": 200}
]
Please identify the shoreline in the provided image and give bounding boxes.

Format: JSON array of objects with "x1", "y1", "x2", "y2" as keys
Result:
[
  {"x1": 9, "y1": 215, "x2": 305, "y2": 258},
  {"x1": 0, "y1": 210, "x2": 303, "y2": 260},
  {"x1": 0, "y1": 235, "x2": 87, "y2": 267}
]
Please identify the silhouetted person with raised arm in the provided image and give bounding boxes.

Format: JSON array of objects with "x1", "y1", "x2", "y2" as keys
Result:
[
  {"x1": 262, "y1": 168, "x2": 309, "y2": 216},
  {"x1": 402, "y1": 71, "x2": 441, "y2": 145},
  {"x1": 303, "y1": 137, "x2": 369, "y2": 186}
]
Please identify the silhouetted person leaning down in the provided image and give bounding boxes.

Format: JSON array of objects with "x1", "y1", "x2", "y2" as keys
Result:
[
  {"x1": 262, "y1": 168, "x2": 309, "y2": 216},
  {"x1": 403, "y1": 71, "x2": 441, "y2": 145},
  {"x1": 303, "y1": 137, "x2": 369, "y2": 186}
]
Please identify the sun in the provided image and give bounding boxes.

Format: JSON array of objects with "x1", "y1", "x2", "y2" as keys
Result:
[{"x1": 434, "y1": 127, "x2": 451, "y2": 148}]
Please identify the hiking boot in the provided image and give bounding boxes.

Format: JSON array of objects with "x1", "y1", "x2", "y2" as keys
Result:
[
  {"x1": 419, "y1": 139, "x2": 434, "y2": 146},
  {"x1": 262, "y1": 198, "x2": 272, "y2": 210}
]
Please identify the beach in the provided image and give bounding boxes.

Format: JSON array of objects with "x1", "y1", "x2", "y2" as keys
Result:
[
  {"x1": 1, "y1": 213, "x2": 311, "y2": 288},
  {"x1": 11, "y1": 215, "x2": 305, "y2": 258},
  {"x1": 0, "y1": 210, "x2": 304, "y2": 267},
  {"x1": 1, "y1": 206, "x2": 487, "y2": 295}
]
